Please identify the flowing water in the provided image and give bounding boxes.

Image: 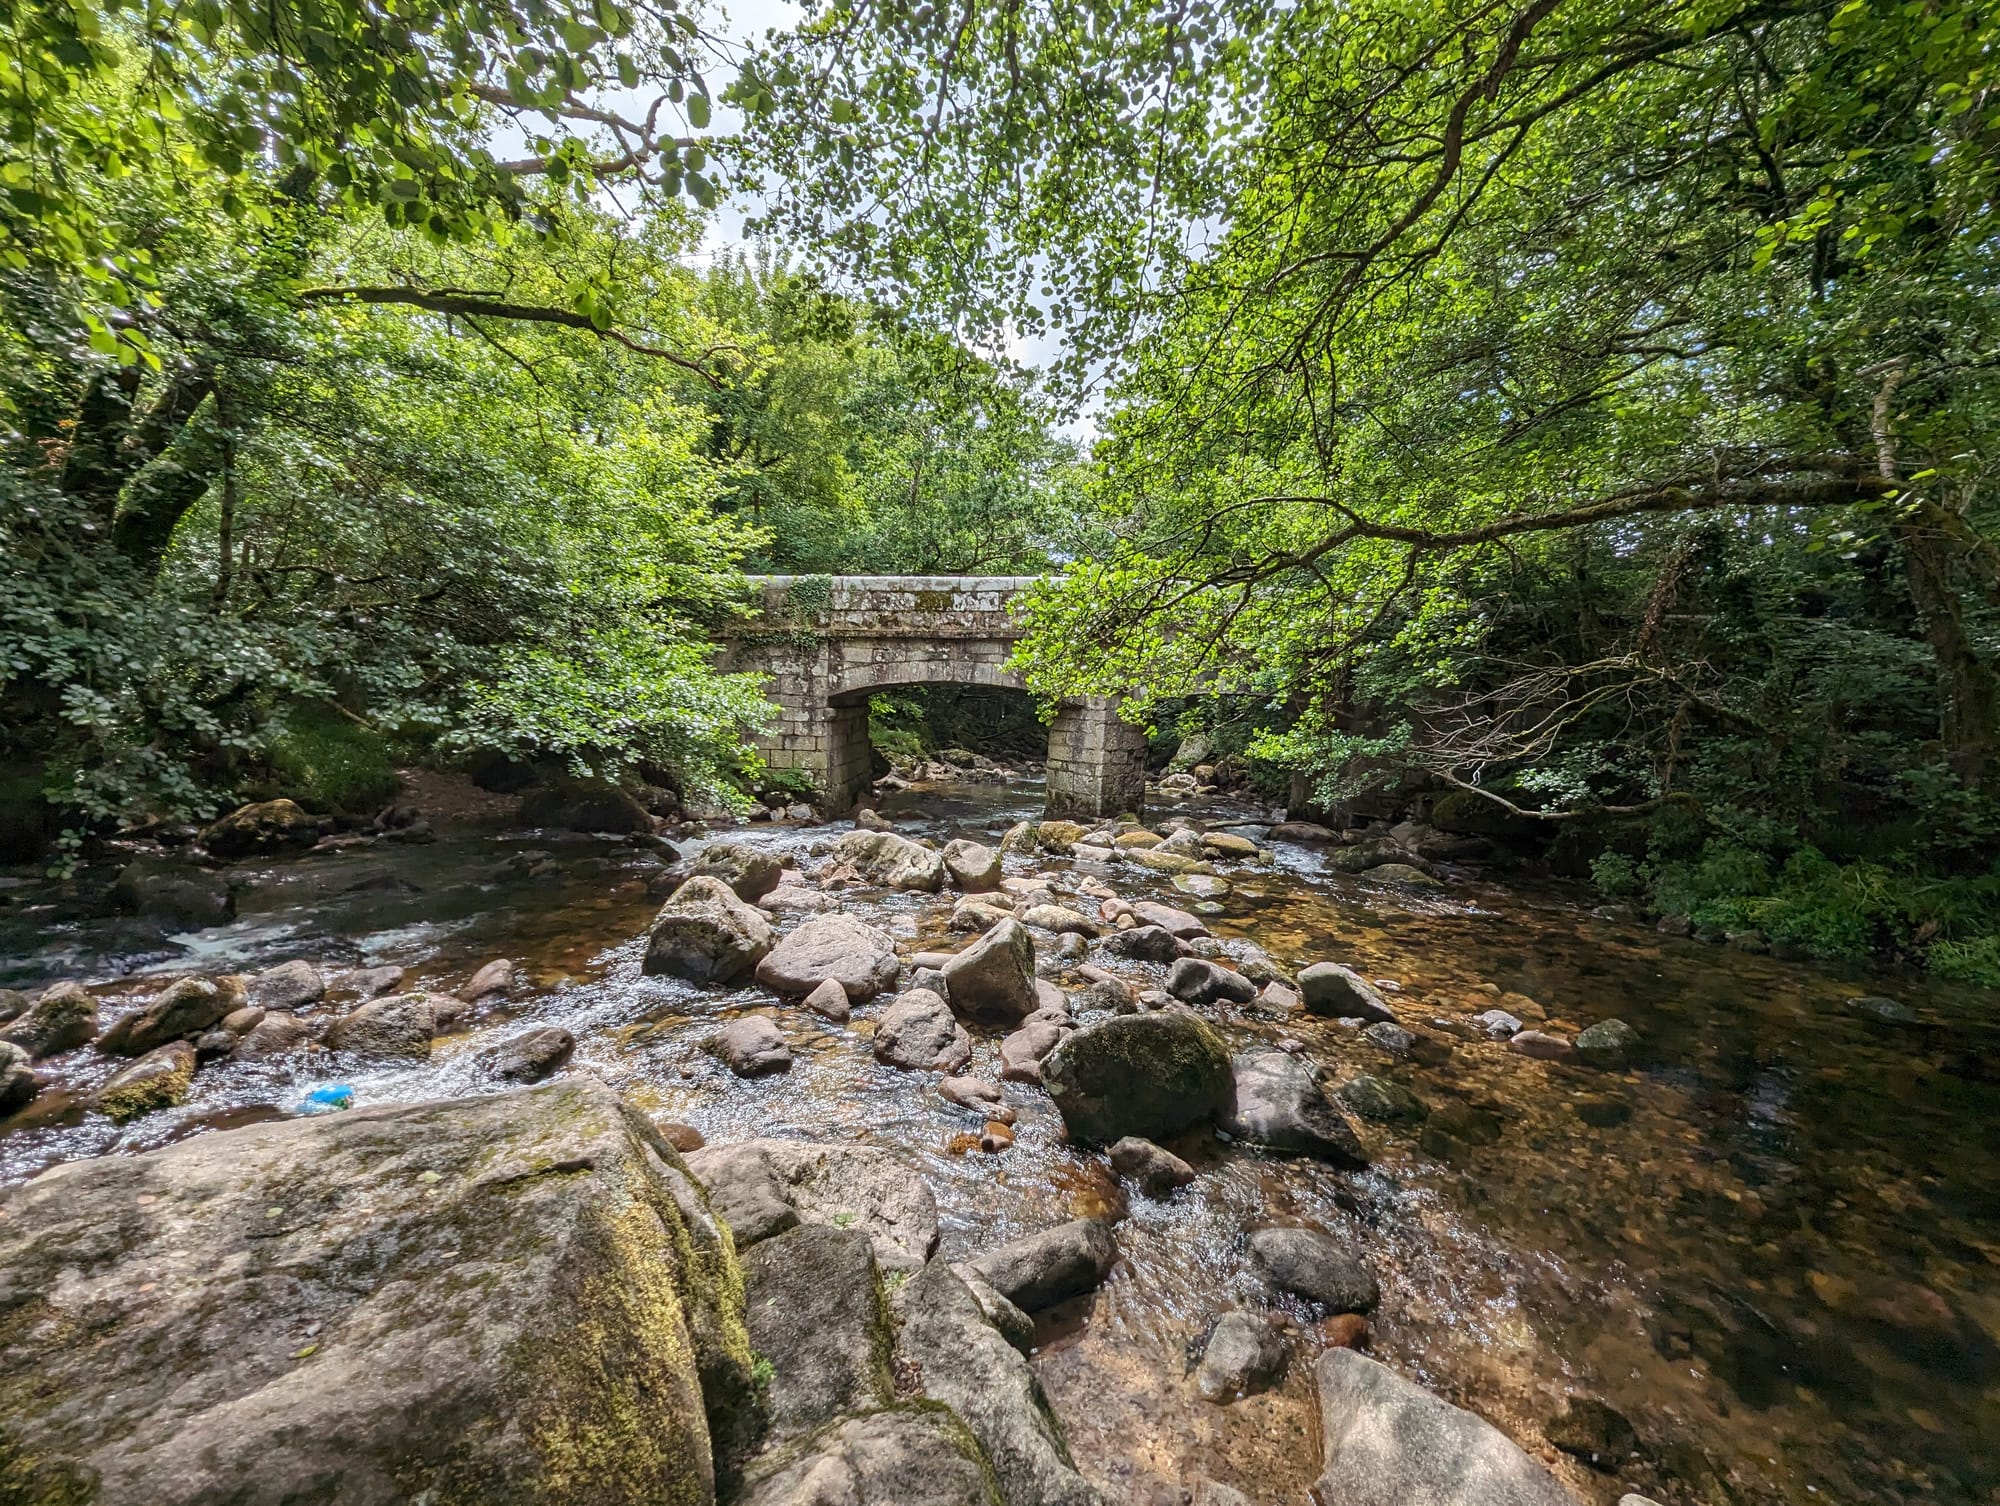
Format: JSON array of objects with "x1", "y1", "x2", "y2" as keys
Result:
[{"x1": 4, "y1": 778, "x2": 1998, "y2": 1506}]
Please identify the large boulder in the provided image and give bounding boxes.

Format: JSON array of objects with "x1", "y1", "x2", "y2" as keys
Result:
[
  {"x1": 874, "y1": 989, "x2": 974, "y2": 1073},
  {"x1": 201, "y1": 798, "x2": 323, "y2": 858},
  {"x1": 93, "y1": 1040, "x2": 197, "y2": 1122},
  {"x1": 834, "y1": 829, "x2": 947, "y2": 891},
  {"x1": 1223, "y1": 1049, "x2": 1369, "y2": 1167},
  {"x1": 0, "y1": 982, "x2": 98, "y2": 1059},
  {"x1": 323, "y1": 991, "x2": 439, "y2": 1058},
  {"x1": 736, "y1": 1409, "x2": 1001, "y2": 1506},
  {"x1": 0, "y1": 1080, "x2": 759, "y2": 1506},
  {"x1": 968, "y1": 1219, "x2": 1119, "y2": 1314},
  {"x1": 1313, "y1": 1349, "x2": 1574, "y2": 1506},
  {"x1": 99, "y1": 977, "x2": 233, "y2": 1057},
  {"x1": 111, "y1": 857, "x2": 235, "y2": 926},
  {"x1": 518, "y1": 778, "x2": 654, "y2": 834},
  {"x1": 754, "y1": 913, "x2": 900, "y2": 1002},
  {"x1": 687, "y1": 1139, "x2": 941, "y2": 1268},
  {"x1": 1042, "y1": 1012, "x2": 1233, "y2": 1145},
  {"x1": 643, "y1": 875, "x2": 776, "y2": 984},
  {"x1": 940, "y1": 918, "x2": 1038, "y2": 1024},
  {"x1": 688, "y1": 841, "x2": 784, "y2": 902},
  {"x1": 943, "y1": 838, "x2": 1003, "y2": 892},
  {"x1": 740, "y1": 1225, "x2": 891, "y2": 1437},
  {"x1": 1298, "y1": 963, "x2": 1399, "y2": 1023}
]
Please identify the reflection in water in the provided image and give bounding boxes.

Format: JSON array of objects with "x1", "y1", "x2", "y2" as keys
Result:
[{"x1": 4, "y1": 780, "x2": 2000, "y2": 1505}]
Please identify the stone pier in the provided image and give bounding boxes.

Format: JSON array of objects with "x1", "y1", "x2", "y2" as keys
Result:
[{"x1": 718, "y1": 576, "x2": 1148, "y2": 817}]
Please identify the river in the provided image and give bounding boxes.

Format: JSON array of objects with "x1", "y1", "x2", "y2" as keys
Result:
[{"x1": 3, "y1": 775, "x2": 1997, "y2": 1506}]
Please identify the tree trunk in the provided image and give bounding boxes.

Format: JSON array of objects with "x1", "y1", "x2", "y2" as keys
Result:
[{"x1": 1896, "y1": 503, "x2": 2000, "y2": 791}]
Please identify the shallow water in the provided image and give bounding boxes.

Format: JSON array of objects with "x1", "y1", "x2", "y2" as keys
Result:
[{"x1": 4, "y1": 780, "x2": 1998, "y2": 1506}]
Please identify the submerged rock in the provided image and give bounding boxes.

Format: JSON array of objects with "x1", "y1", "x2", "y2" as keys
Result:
[
  {"x1": 1545, "y1": 1393, "x2": 1639, "y2": 1471},
  {"x1": 1250, "y1": 1227, "x2": 1380, "y2": 1313},
  {"x1": 1575, "y1": 1017, "x2": 1641, "y2": 1070},
  {"x1": 1337, "y1": 1073, "x2": 1428, "y2": 1124},
  {"x1": 0, "y1": 1079, "x2": 758, "y2": 1506},
  {"x1": 643, "y1": 874, "x2": 776, "y2": 984},
  {"x1": 1196, "y1": 1311, "x2": 1290, "y2": 1402},
  {"x1": 969, "y1": 1218, "x2": 1119, "y2": 1313},
  {"x1": 942, "y1": 917, "x2": 1039, "y2": 1024},
  {"x1": 1314, "y1": 1349, "x2": 1573, "y2": 1506},
  {"x1": 875, "y1": 988, "x2": 974, "y2": 1073},
  {"x1": 1223, "y1": 1049, "x2": 1368, "y2": 1167},
  {"x1": 1108, "y1": 1136, "x2": 1196, "y2": 1196},
  {"x1": 1042, "y1": 1012, "x2": 1233, "y2": 1145},
  {"x1": 755, "y1": 912, "x2": 901, "y2": 1002}
]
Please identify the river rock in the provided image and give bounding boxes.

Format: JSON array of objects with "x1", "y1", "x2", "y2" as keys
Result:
[
  {"x1": 1223, "y1": 1049, "x2": 1369, "y2": 1167},
  {"x1": 796, "y1": 976, "x2": 848, "y2": 1022},
  {"x1": 1196, "y1": 1311, "x2": 1290, "y2": 1402},
  {"x1": 1848, "y1": 994, "x2": 1921, "y2": 1025},
  {"x1": 1271, "y1": 821, "x2": 1338, "y2": 842},
  {"x1": 875, "y1": 988, "x2": 974, "y2": 1072},
  {"x1": 1313, "y1": 1349, "x2": 1572, "y2": 1506},
  {"x1": 0, "y1": 982, "x2": 98, "y2": 1058},
  {"x1": 709, "y1": 1016, "x2": 793, "y2": 1077},
  {"x1": 939, "y1": 1075, "x2": 1016, "y2": 1124},
  {"x1": 1575, "y1": 1017, "x2": 1641, "y2": 1069},
  {"x1": 834, "y1": 828, "x2": 947, "y2": 891},
  {"x1": 341, "y1": 964, "x2": 406, "y2": 999},
  {"x1": 1101, "y1": 924, "x2": 1183, "y2": 962},
  {"x1": 0, "y1": 1079, "x2": 756, "y2": 1506},
  {"x1": 518, "y1": 778, "x2": 653, "y2": 833},
  {"x1": 643, "y1": 875, "x2": 776, "y2": 984},
  {"x1": 1337, "y1": 1073, "x2": 1427, "y2": 1123},
  {"x1": 1508, "y1": 1029, "x2": 1578, "y2": 1063},
  {"x1": 943, "y1": 838, "x2": 1002, "y2": 891},
  {"x1": 689, "y1": 840, "x2": 785, "y2": 902},
  {"x1": 1201, "y1": 831, "x2": 1260, "y2": 859},
  {"x1": 0, "y1": 990, "x2": 24, "y2": 1024},
  {"x1": 1249, "y1": 1227, "x2": 1380, "y2": 1313},
  {"x1": 1108, "y1": 1136, "x2": 1196, "y2": 1196},
  {"x1": 477, "y1": 1025, "x2": 575, "y2": 1081},
  {"x1": 1131, "y1": 849, "x2": 1216, "y2": 876},
  {"x1": 1131, "y1": 900, "x2": 1208, "y2": 937},
  {"x1": 1044, "y1": 1012, "x2": 1232, "y2": 1145},
  {"x1": 0, "y1": 1039, "x2": 37, "y2": 1112},
  {"x1": 324, "y1": 991, "x2": 438, "y2": 1058},
  {"x1": 688, "y1": 1138, "x2": 941, "y2": 1268},
  {"x1": 1298, "y1": 963, "x2": 1398, "y2": 1023},
  {"x1": 1364, "y1": 1021, "x2": 1415, "y2": 1056},
  {"x1": 1545, "y1": 1393, "x2": 1639, "y2": 1470},
  {"x1": 998, "y1": 1020, "x2": 1065, "y2": 1083},
  {"x1": 94, "y1": 1039, "x2": 198, "y2": 1121},
  {"x1": 894, "y1": 1259, "x2": 1104, "y2": 1506},
  {"x1": 969, "y1": 1218, "x2": 1119, "y2": 1313},
  {"x1": 1475, "y1": 1008, "x2": 1524, "y2": 1038},
  {"x1": 100, "y1": 977, "x2": 232, "y2": 1056},
  {"x1": 735, "y1": 1409, "x2": 999, "y2": 1506},
  {"x1": 1019, "y1": 903, "x2": 1098, "y2": 936},
  {"x1": 1166, "y1": 957, "x2": 1258, "y2": 1006},
  {"x1": 755, "y1": 912, "x2": 900, "y2": 1002},
  {"x1": 201, "y1": 797, "x2": 322, "y2": 857},
  {"x1": 111, "y1": 856, "x2": 234, "y2": 925},
  {"x1": 247, "y1": 959, "x2": 324, "y2": 1010},
  {"x1": 1365, "y1": 861, "x2": 1443, "y2": 888},
  {"x1": 742, "y1": 1224, "x2": 891, "y2": 1436},
  {"x1": 942, "y1": 917, "x2": 1039, "y2": 1024},
  {"x1": 462, "y1": 957, "x2": 515, "y2": 999},
  {"x1": 233, "y1": 1009, "x2": 310, "y2": 1058},
  {"x1": 952, "y1": 899, "x2": 1012, "y2": 933}
]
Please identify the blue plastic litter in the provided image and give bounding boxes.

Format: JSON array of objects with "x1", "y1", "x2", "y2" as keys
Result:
[{"x1": 300, "y1": 1084, "x2": 355, "y2": 1114}]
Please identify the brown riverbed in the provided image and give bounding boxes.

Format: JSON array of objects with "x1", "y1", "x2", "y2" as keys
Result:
[{"x1": 3, "y1": 777, "x2": 1997, "y2": 1506}]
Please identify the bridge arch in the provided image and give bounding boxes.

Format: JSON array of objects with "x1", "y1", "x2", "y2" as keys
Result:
[{"x1": 719, "y1": 575, "x2": 1147, "y2": 816}]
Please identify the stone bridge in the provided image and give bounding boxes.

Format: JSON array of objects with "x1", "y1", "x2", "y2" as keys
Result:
[{"x1": 718, "y1": 575, "x2": 1147, "y2": 817}]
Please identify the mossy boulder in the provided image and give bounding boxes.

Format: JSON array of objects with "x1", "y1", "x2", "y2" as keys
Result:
[
  {"x1": 0, "y1": 1079, "x2": 758, "y2": 1506},
  {"x1": 94, "y1": 1039, "x2": 197, "y2": 1121},
  {"x1": 1041, "y1": 1012, "x2": 1233, "y2": 1145},
  {"x1": 99, "y1": 977, "x2": 235, "y2": 1057},
  {"x1": 832, "y1": 829, "x2": 947, "y2": 891},
  {"x1": 0, "y1": 981, "x2": 98, "y2": 1059},
  {"x1": 201, "y1": 798, "x2": 325, "y2": 858}
]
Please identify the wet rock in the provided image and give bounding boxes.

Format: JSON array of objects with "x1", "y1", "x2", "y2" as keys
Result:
[
  {"x1": 1322, "y1": 1313, "x2": 1370, "y2": 1350},
  {"x1": 643, "y1": 875, "x2": 776, "y2": 984},
  {"x1": 462, "y1": 957, "x2": 515, "y2": 1000},
  {"x1": 951, "y1": 898, "x2": 1012, "y2": 933},
  {"x1": 324, "y1": 991, "x2": 438, "y2": 1058},
  {"x1": 201, "y1": 797, "x2": 323, "y2": 857},
  {"x1": 1172, "y1": 873, "x2": 1232, "y2": 900},
  {"x1": 1571, "y1": 1092, "x2": 1633, "y2": 1128},
  {"x1": 1019, "y1": 903, "x2": 1098, "y2": 936},
  {"x1": 1575, "y1": 1017, "x2": 1641, "y2": 1069},
  {"x1": 1848, "y1": 994, "x2": 1921, "y2": 1026},
  {"x1": 981, "y1": 1120, "x2": 1016, "y2": 1153},
  {"x1": 1108, "y1": 1136, "x2": 1195, "y2": 1196},
  {"x1": 875, "y1": 988, "x2": 974, "y2": 1072},
  {"x1": 957, "y1": 1266, "x2": 1037, "y2": 1353},
  {"x1": 855, "y1": 806, "x2": 894, "y2": 832},
  {"x1": 247, "y1": 959, "x2": 324, "y2": 1010},
  {"x1": 1256, "y1": 981, "x2": 1304, "y2": 1013},
  {"x1": 969, "y1": 1218, "x2": 1119, "y2": 1313},
  {"x1": 998, "y1": 1021, "x2": 1064, "y2": 1084},
  {"x1": 1656, "y1": 913, "x2": 1693, "y2": 936},
  {"x1": 0, "y1": 982, "x2": 98, "y2": 1059},
  {"x1": 1363, "y1": 1021, "x2": 1415, "y2": 1056},
  {"x1": 1201, "y1": 831, "x2": 1260, "y2": 859},
  {"x1": 1042, "y1": 1012, "x2": 1233, "y2": 1145},
  {"x1": 655, "y1": 1120, "x2": 706, "y2": 1152},
  {"x1": 1508, "y1": 1030, "x2": 1578, "y2": 1063},
  {"x1": 0, "y1": 1079, "x2": 754, "y2": 1506},
  {"x1": 1196, "y1": 1311, "x2": 1290, "y2": 1402},
  {"x1": 1418, "y1": 1100, "x2": 1505, "y2": 1160},
  {"x1": 1223, "y1": 1049, "x2": 1369, "y2": 1167},
  {"x1": 1034, "y1": 819, "x2": 1088, "y2": 853},
  {"x1": 232, "y1": 1010, "x2": 309, "y2": 1058},
  {"x1": 0, "y1": 1040, "x2": 40, "y2": 1113},
  {"x1": 939, "y1": 1076, "x2": 1016, "y2": 1124},
  {"x1": 1130, "y1": 849, "x2": 1216, "y2": 877},
  {"x1": 1054, "y1": 931, "x2": 1089, "y2": 962},
  {"x1": 0, "y1": 990, "x2": 24, "y2": 1024},
  {"x1": 1364, "y1": 861, "x2": 1443, "y2": 888},
  {"x1": 476, "y1": 1025, "x2": 575, "y2": 1082},
  {"x1": 1193, "y1": 1482, "x2": 1253, "y2": 1506},
  {"x1": 941, "y1": 917, "x2": 1039, "y2": 1024},
  {"x1": 1475, "y1": 1008, "x2": 1524, "y2": 1038},
  {"x1": 800, "y1": 976, "x2": 851, "y2": 1022},
  {"x1": 1336, "y1": 1074, "x2": 1427, "y2": 1124},
  {"x1": 1314, "y1": 1349, "x2": 1572, "y2": 1506},
  {"x1": 893, "y1": 1261, "x2": 1104, "y2": 1505},
  {"x1": 708, "y1": 1016, "x2": 792, "y2": 1077},
  {"x1": 1270, "y1": 821, "x2": 1338, "y2": 842},
  {"x1": 834, "y1": 828, "x2": 947, "y2": 891},
  {"x1": 518, "y1": 778, "x2": 653, "y2": 834},
  {"x1": 1166, "y1": 957, "x2": 1258, "y2": 1006},
  {"x1": 1545, "y1": 1394, "x2": 1639, "y2": 1471},
  {"x1": 943, "y1": 837, "x2": 1003, "y2": 891},
  {"x1": 1249, "y1": 1227, "x2": 1380, "y2": 1313},
  {"x1": 1113, "y1": 829, "x2": 1162, "y2": 849},
  {"x1": 687, "y1": 1138, "x2": 940, "y2": 1268},
  {"x1": 755, "y1": 912, "x2": 900, "y2": 1003},
  {"x1": 1129, "y1": 900, "x2": 1207, "y2": 938},
  {"x1": 1102, "y1": 924, "x2": 1183, "y2": 963},
  {"x1": 94, "y1": 1040, "x2": 198, "y2": 1121},
  {"x1": 100, "y1": 977, "x2": 232, "y2": 1056},
  {"x1": 111, "y1": 857, "x2": 234, "y2": 926},
  {"x1": 689, "y1": 840, "x2": 784, "y2": 902},
  {"x1": 341, "y1": 964, "x2": 406, "y2": 999},
  {"x1": 1072, "y1": 975, "x2": 1137, "y2": 1015},
  {"x1": 735, "y1": 1408, "x2": 998, "y2": 1506},
  {"x1": 1298, "y1": 963, "x2": 1398, "y2": 1023},
  {"x1": 742, "y1": 1225, "x2": 891, "y2": 1437}
]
